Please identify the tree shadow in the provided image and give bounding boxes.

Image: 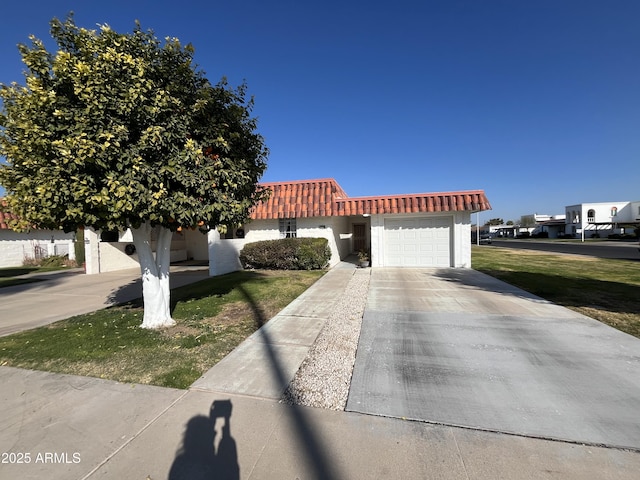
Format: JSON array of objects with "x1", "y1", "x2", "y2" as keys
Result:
[
  {"x1": 237, "y1": 283, "x2": 341, "y2": 480},
  {"x1": 169, "y1": 399, "x2": 239, "y2": 480},
  {"x1": 106, "y1": 270, "x2": 269, "y2": 313},
  {"x1": 435, "y1": 268, "x2": 640, "y2": 316},
  {"x1": 168, "y1": 281, "x2": 341, "y2": 480}
]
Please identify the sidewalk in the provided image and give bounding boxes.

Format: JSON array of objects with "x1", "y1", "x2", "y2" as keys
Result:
[
  {"x1": 0, "y1": 265, "x2": 210, "y2": 337},
  {"x1": 1, "y1": 263, "x2": 640, "y2": 479}
]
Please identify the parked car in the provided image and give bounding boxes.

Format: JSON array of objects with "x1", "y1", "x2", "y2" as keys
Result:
[
  {"x1": 479, "y1": 234, "x2": 492, "y2": 244},
  {"x1": 472, "y1": 234, "x2": 492, "y2": 244}
]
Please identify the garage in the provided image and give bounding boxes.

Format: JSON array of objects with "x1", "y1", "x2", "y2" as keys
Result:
[{"x1": 384, "y1": 216, "x2": 452, "y2": 267}]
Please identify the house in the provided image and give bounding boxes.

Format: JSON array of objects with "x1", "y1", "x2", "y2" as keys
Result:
[
  {"x1": 565, "y1": 201, "x2": 640, "y2": 239},
  {"x1": 0, "y1": 205, "x2": 76, "y2": 268},
  {"x1": 208, "y1": 178, "x2": 491, "y2": 275},
  {"x1": 81, "y1": 178, "x2": 490, "y2": 275}
]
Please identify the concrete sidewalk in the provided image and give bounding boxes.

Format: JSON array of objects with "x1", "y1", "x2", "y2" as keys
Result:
[
  {"x1": 1, "y1": 264, "x2": 640, "y2": 479},
  {"x1": 0, "y1": 266, "x2": 209, "y2": 337}
]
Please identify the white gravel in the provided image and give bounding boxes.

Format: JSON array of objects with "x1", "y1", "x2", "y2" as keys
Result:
[{"x1": 281, "y1": 268, "x2": 371, "y2": 410}]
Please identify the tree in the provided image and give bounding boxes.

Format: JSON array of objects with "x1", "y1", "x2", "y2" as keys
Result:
[
  {"x1": 485, "y1": 218, "x2": 504, "y2": 226},
  {"x1": 0, "y1": 16, "x2": 269, "y2": 328}
]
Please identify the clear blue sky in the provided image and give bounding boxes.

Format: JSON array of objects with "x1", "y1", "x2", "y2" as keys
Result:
[{"x1": 1, "y1": 0, "x2": 638, "y2": 223}]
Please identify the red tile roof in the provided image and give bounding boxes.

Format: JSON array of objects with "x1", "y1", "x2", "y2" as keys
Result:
[{"x1": 251, "y1": 178, "x2": 491, "y2": 219}]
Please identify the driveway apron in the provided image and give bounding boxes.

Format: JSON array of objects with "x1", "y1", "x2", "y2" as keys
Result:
[{"x1": 346, "y1": 268, "x2": 640, "y2": 450}]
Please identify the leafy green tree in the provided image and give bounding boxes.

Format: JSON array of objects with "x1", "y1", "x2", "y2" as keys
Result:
[
  {"x1": 0, "y1": 16, "x2": 268, "y2": 328},
  {"x1": 484, "y1": 218, "x2": 504, "y2": 226}
]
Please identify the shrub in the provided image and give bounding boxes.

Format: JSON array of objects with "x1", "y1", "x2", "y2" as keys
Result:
[
  {"x1": 23, "y1": 254, "x2": 77, "y2": 268},
  {"x1": 240, "y1": 238, "x2": 331, "y2": 270}
]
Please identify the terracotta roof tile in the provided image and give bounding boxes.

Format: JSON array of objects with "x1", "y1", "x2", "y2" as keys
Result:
[{"x1": 250, "y1": 179, "x2": 491, "y2": 219}]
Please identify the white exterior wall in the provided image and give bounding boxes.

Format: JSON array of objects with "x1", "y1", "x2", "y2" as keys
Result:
[
  {"x1": 208, "y1": 230, "x2": 246, "y2": 276},
  {"x1": 0, "y1": 229, "x2": 76, "y2": 268},
  {"x1": 565, "y1": 201, "x2": 636, "y2": 237},
  {"x1": 85, "y1": 227, "x2": 197, "y2": 275},
  {"x1": 183, "y1": 229, "x2": 209, "y2": 260},
  {"x1": 208, "y1": 216, "x2": 352, "y2": 276},
  {"x1": 453, "y1": 212, "x2": 472, "y2": 268},
  {"x1": 296, "y1": 216, "x2": 350, "y2": 267},
  {"x1": 96, "y1": 242, "x2": 142, "y2": 273},
  {"x1": 370, "y1": 214, "x2": 384, "y2": 267}
]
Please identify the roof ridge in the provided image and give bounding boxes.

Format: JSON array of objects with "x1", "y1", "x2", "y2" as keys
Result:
[{"x1": 338, "y1": 189, "x2": 487, "y2": 201}]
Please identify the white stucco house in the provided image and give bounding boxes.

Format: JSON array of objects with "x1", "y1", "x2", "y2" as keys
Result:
[
  {"x1": 565, "y1": 201, "x2": 640, "y2": 239},
  {"x1": 82, "y1": 178, "x2": 491, "y2": 275},
  {"x1": 0, "y1": 207, "x2": 76, "y2": 268},
  {"x1": 208, "y1": 178, "x2": 491, "y2": 275}
]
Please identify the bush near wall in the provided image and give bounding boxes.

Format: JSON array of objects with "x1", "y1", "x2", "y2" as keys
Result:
[{"x1": 239, "y1": 238, "x2": 331, "y2": 270}]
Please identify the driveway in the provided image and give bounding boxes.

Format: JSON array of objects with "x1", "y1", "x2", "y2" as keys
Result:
[
  {"x1": 0, "y1": 267, "x2": 209, "y2": 337},
  {"x1": 346, "y1": 268, "x2": 640, "y2": 450}
]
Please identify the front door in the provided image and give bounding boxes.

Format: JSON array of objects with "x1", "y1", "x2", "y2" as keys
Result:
[{"x1": 353, "y1": 223, "x2": 366, "y2": 253}]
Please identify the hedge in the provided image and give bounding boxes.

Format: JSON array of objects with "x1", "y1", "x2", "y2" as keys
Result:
[{"x1": 239, "y1": 238, "x2": 331, "y2": 270}]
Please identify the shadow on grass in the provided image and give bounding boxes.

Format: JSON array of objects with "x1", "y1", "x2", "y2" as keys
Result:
[
  {"x1": 236, "y1": 282, "x2": 342, "y2": 480},
  {"x1": 442, "y1": 268, "x2": 640, "y2": 316},
  {"x1": 168, "y1": 280, "x2": 341, "y2": 480},
  {"x1": 0, "y1": 267, "x2": 39, "y2": 278},
  {"x1": 107, "y1": 269, "x2": 270, "y2": 313}
]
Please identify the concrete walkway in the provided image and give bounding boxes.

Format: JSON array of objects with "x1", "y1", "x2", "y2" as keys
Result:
[
  {"x1": 1, "y1": 264, "x2": 640, "y2": 479},
  {"x1": 0, "y1": 266, "x2": 210, "y2": 337}
]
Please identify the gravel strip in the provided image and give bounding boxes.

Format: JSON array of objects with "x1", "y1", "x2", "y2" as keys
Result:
[{"x1": 281, "y1": 268, "x2": 371, "y2": 410}]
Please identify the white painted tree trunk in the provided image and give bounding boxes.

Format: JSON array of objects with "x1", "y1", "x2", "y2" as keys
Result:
[{"x1": 131, "y1": 222, "x2": 176, "y2": 329}]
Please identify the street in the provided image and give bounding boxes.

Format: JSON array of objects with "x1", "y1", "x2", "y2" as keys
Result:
[{"x1": 490, "y1": 239, "x2": 640, "y2": 260}]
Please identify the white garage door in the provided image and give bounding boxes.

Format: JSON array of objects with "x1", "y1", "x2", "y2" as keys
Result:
[{"x1": 384, "y1": 217, "x2": 451, "y2": 267}]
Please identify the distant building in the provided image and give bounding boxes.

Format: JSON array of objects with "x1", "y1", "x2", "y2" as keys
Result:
[
  {"x1": 0, "y1": 202, "x2": 76, "y2": 268},
  {"x1": 565, "y1": 201, "x2": 640, "y2": 239},
  {"x1": 524, "y1": 214, "x2": 567, "y2": 238}
]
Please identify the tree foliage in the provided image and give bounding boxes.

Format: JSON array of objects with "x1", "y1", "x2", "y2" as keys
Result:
[
  {"x1": 484, "y1": 218, "x2": 504, "y2": 226},
  {"x1": 0, "y1": 15, "x2": 269, "y2": 234},
  {"x1": 0, "y1": 15, "x2": 269, "y2": 329}
]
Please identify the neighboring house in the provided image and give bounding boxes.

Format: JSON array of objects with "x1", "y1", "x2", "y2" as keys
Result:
[
  {"x1": 521, "y1": 214, "x2": 567, "y2": 238},
  {"x1": 83, "y1": 225, "x2": 208, "y2": 274},
  {"x1": 208, "y1": 178, "x2": 491, "y2": 276},
  {"x1": 82, "y1": 178, "x2": 491, "y2": 275},
  {"x1": 565, "y1": 201, "x2": 640, "y2": 239},
  {"x1": 533, "y1": 216, "x2": 566, "y2": 238},
  {"x1": 0, "y1": 205, "x2": 76, "y2": 268}
]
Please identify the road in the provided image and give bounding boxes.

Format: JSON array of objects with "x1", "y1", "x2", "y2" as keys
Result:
[{"x1": 489, "y1": 239, "x2": 640, "y2": 260}]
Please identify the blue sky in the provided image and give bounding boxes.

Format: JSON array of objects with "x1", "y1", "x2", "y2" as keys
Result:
[{"x1": 1, "y1": 0, "x2": 638, "y2": 223}]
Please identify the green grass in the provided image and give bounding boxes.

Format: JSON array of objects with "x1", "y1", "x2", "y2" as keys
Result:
[
  {"x1": 0, "y1": 269, "x2": 324, "y2": 388},
  {"x1": 472, "y1": 246, "x2": 640, "y2": 338}
]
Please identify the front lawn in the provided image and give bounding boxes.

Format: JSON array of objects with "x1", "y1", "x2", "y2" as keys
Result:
[
  {"x1": 472, "y1": 246, "x2": 640, "y2": 338},
  {"x1": 0, "y1": 269, "x2": 323, "y2": 388}
]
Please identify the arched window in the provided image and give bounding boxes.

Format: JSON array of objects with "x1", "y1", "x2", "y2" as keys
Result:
[{"x1": 587, "y1": 209, "x2": 595, "y2": 222}]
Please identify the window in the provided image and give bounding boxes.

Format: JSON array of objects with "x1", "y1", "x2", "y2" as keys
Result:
[
  {"x1": 279, "y1": 218, "x2": 297, "y2": 238},
  {"x1": 587, "y1": 209, "x2": 595, "y2": 223}
]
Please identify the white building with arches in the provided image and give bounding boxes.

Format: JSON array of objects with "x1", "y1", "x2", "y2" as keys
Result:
[{"x1": 565, "y1": 201, "x2": 640, "y2": 239}]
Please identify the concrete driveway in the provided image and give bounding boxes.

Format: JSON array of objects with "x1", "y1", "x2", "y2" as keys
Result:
[
  {"x1": 0, "y1": 267, "x2": 209, "y2": 337},
  {"x1": 346, "y1": 268, "x2": 640, "y2": 450}
]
